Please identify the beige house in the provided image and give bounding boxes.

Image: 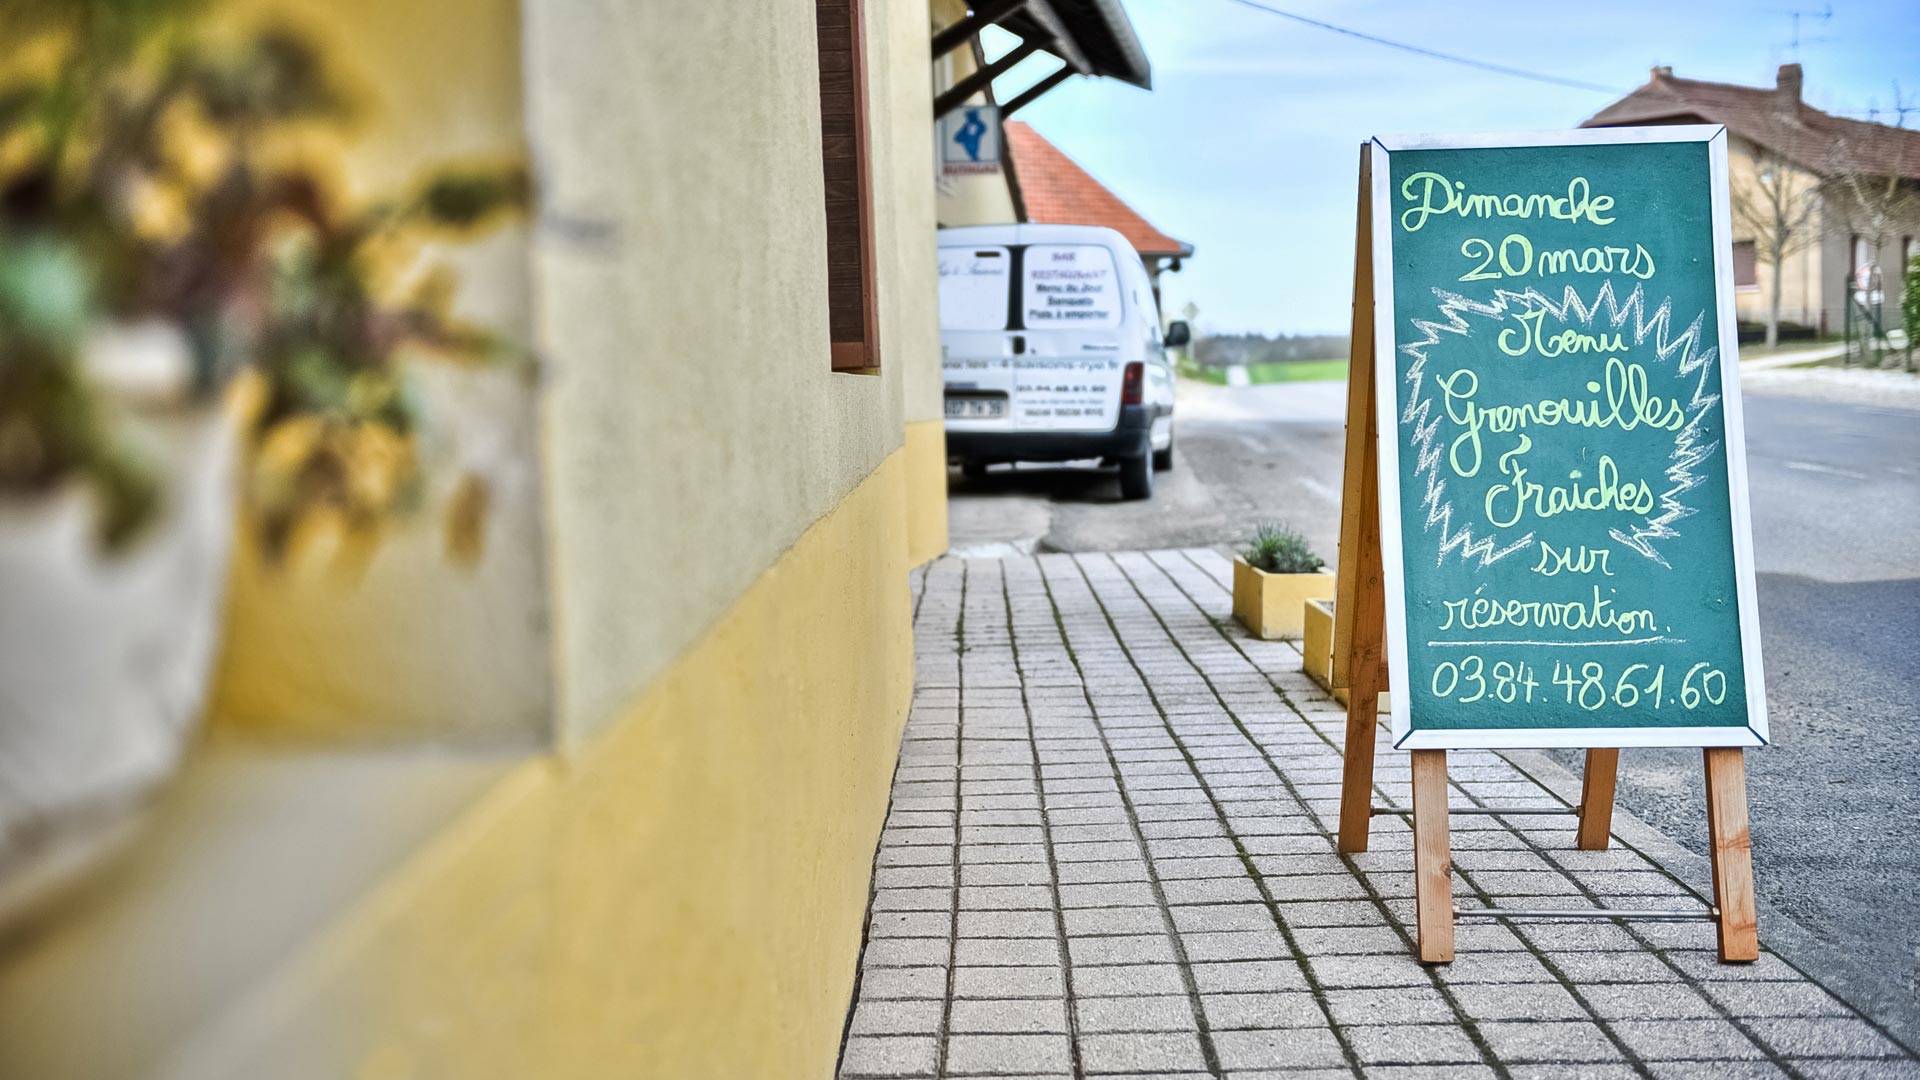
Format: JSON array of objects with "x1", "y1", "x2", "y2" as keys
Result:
[{"x1": 1585, "y1": 64, "x2": 1920, "y2": 339}]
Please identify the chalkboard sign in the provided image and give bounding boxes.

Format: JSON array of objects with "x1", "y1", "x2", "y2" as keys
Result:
[{"x1": 1368, "y1": 127, "x2": 1767, "y2": 750}]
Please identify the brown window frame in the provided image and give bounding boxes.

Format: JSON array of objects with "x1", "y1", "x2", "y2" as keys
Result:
[
  {"x1": 815, "y1": 0, "x2": 880, "y2": 373},
  {"x1": 1731, "y1": 239, "x2": 1758, "y2": 290}
]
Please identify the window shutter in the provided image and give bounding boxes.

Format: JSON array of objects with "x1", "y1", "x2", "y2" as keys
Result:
[
  {"x1": 816, "y1": 0, "x2": 879, "y2": 371},
  {"x1": 1732, "y1": 240, "x2": 1757, "y2": 288}
]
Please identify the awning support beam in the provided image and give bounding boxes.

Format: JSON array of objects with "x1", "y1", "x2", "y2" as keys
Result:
[
  {"x1": 1000, "y1": 64, "x2": 1074, "y2": 117},
  {"x1": 933, "y1": 39, "x2": 1039, "y2": 119},
  {"x1": 931, "y1": 0, "x2": 1029, "y2": 60}
]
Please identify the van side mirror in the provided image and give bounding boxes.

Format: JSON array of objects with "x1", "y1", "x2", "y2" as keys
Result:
[{"x1": 1163, "y1": 320, "x2": 1192, "y2": 348}]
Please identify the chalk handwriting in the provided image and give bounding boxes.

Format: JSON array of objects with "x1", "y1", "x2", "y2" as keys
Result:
[{"x1": 1400, "y1": 173, "x2": 1615, "y2": 233}]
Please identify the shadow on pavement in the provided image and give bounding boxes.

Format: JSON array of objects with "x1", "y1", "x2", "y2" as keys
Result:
[{"x1": 946, "y1": 462, "x2": 1133, "y2": 506}]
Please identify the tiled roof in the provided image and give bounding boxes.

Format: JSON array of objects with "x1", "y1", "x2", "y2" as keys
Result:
[
  {"x1": 1582, "y1": 66, "x2": 1920, "y2": 180},
  {"x1": 1005, "y1": 121, "x2": 1192, "y2": 258}
]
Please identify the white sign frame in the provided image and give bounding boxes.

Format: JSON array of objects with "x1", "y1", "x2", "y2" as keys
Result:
[{"x1": 1367, "y1": 125, "x2": 1769, "y2": 751}]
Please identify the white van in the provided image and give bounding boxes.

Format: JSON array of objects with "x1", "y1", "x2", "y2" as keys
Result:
[{"x1": 937, "y1": 224, "x2": 1187, "y2": 500}]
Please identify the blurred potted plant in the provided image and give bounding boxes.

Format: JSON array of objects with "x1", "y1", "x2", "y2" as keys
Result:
[
  {"x1": 0, "y1": 0, "x2": 283, "y2": 908},
  {"x1": 0, "y1": 0, "x2": 524, "y2": 912},
  {"x1": 1232, "y1": 522, "x2": 1332, "y2": 640},
  {"x1": 242, "y1": 162, "x2": 526, "y2": 574}
]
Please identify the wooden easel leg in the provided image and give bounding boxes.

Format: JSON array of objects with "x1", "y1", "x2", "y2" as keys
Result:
[
  {"x1": 1576, "y1": 748, "x2": 1620, "y2": 850},
  {"x1": 1337, "y1": 687, "x2": 1379, "y2": 853},
  {"x1": 1704, "y1": 747, "x2": 1759, "y2": 962},
  {"x1": 1335, "y1": 141, "x2": 1386, "y2": 856},
  {"x1": 1410, "y1": 749, "x2": 1454, "y2": 962}
]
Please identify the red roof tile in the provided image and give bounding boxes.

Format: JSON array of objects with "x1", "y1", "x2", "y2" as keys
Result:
[
  {"x1": 1582, "y1": 66, "x2": 1920, "y2": 180},
  {"x1": 1005, "y1": 121, "x2": 1192, "y2": 258}
]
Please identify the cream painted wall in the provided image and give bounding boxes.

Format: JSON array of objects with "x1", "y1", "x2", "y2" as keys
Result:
[
  {"x1": 209, "y1": 0, "x2": 553, "y2": 745},
  {"x1": 525, "y1": 0, "x2": 938, "y2": 741},
  {"x1": 885, "y1": 8, "x2": 946, "y2": 430},
  {"x1": 1815, "y1": 212, "x2": 1848, "y2": 333},
  {"x1": 937, "y1": 165, "x2": 1023, "y2": 227}
]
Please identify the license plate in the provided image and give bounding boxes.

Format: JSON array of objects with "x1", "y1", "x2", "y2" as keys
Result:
[{"x1": 946, "y1": 397, "x2": 1006, "y2": 419}]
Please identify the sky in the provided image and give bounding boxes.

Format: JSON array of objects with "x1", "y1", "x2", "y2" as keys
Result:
[{"x1": 988, "y1": 0, "x2": 1920, "y2": 334}]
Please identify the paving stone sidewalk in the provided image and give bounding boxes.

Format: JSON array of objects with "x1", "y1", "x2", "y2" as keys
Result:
[{"x1": 837, "y1": 550, "x2": 1919, "y2": 1080}]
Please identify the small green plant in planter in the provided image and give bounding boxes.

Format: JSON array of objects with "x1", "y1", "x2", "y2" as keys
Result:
[
  {"x1": 1233, "y1": 522, "x2": 1331, "y2": 640},
  {"x1": 1242, "y1": 521, "x2": 1325, "y2": 575}
]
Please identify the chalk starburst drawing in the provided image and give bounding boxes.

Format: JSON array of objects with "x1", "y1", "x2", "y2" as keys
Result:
[{"x1": 1397, "y1": 282, "x2": 1722, "y2": 570}]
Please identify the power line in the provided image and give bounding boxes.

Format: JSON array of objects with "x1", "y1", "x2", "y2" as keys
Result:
[{"x1": 1218, "y1": 0, "x2": 1626, "y2": 96}]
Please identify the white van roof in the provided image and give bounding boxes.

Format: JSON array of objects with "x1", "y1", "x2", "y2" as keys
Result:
[{"x1": 937, "y1": 223, "x2": 1137, "y2": 254}]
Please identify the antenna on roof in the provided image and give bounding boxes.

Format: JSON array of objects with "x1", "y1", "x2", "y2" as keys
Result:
[
  {"x1": 1772, "y1": 3, "x2": 1833, "y2": 60},
  {"x1": 1864, "y1": 83, "x2": 1916, "y2": 129}
]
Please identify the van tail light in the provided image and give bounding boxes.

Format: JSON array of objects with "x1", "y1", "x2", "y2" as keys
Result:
[{"x1": 1121, "y1": 361, "x2": 1145, "y2": 406}]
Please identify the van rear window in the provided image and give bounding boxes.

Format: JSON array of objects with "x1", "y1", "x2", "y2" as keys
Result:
[
  {"x1": 1022, "y1": 244, "x2": 1121, "y2": 328},
  {"x1": 937, "y1": 247, "x2": 1011, "y2": 330}
]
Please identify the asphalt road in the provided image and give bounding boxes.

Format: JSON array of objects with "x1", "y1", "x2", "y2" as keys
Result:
[
  {"x1": 945, "y1": 379, "x2": 1349, "y2": 560},
  {"x1": 946, "y1": 367, "x2": 1920, "y2": 1026},
  {"x1": 1554, "y1": 374, "x2": 1920, "y2": 1028}
]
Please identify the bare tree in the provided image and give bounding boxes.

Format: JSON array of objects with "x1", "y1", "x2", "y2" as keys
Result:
[
  {"x1": 1731, "y1": 117, "x2": 1822, "y2": 349},
  {"x1": 1829, "y1": 84, "x2": 1920, "y2": 245}
]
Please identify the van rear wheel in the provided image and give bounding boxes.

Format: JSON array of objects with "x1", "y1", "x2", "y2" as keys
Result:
[
  {"x1": 1119, "y1": 451, "x2": 1154, "y2": 501},
  {"x1": 961, "y1": 460, "x2": 987, "y2": 481}
]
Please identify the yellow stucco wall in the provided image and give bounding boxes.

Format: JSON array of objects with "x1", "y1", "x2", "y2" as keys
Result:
[
  {"x1": 229, "y1": 452, "x2": 911, "y2": 1080},
  {"x1": 215, "y1": 0, "x2": 942, "y2": 1059},
  {"x1": 525, "y1": 0, "x2": 937, "y2": 743},
  {"x1": 0, "y1": 450, "x2": 914, "y2": 1080},
  {"x1": 3, "y1": 2, "x2": 947, "y2": 1075},
  {"x1": 904, "y1": 418, "x2": 949, "y2": 565}
]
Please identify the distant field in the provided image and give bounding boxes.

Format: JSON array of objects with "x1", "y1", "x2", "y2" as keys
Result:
[
  {"x1": 1246, "y1": 359, "x2": 1348, "y2": 383},
  {"x1": 1735, "y1": 337, "x2": 1843, "y2": 361},
  {"x1": 1183, "y1": 358, "x2": 1348, "y2": 385}
]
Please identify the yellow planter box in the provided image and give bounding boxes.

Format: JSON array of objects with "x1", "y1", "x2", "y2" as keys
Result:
[
  {"x1": 1302, "y1": 597, "x2": 1336, "y2": 688},
  {"x1": 1300, "y1": 596, "x2": 1393, "y2": 714},
  {"x1": 1331, "y1": 683, "x2": 1393, "y2": 715},
  {"x1": 1232, "y1": 559, "x2": 1333, "y2": 641}
]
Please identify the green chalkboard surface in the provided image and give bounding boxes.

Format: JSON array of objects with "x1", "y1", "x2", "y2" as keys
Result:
[{"x1": 1369, "y1": 127, "x2": 1767, "y2": 749}]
